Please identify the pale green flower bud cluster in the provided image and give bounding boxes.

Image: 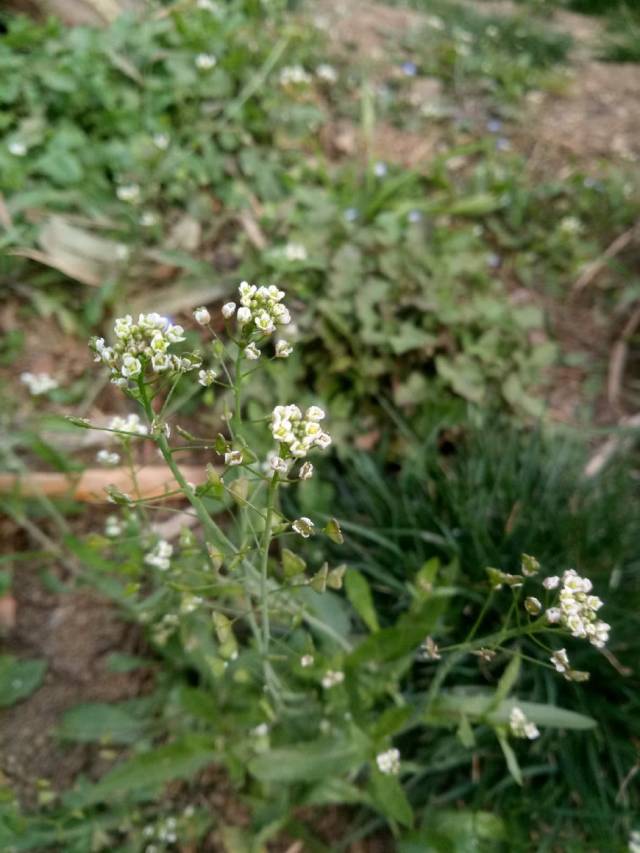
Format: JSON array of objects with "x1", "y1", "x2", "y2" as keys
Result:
[
  {"x1": 270, "y1": 405, "x2": 331, "y2": 458},
  {"x1": 509, "y1": 706, "x2": 540, "y2": 740},
  {"x1": 92, "y1": 313, "x2": 199, "y2": 386}
]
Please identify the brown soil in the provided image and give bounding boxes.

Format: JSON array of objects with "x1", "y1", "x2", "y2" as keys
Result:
[{"x1": 0, "y1": 524, "x2": 147, "y2": 807}]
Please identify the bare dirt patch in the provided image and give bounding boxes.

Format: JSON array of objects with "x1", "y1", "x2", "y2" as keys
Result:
[
  {"x1": 0, "y1": 539, "x2": 147, "y2": 806},
  {"x1": 530, "y1": 61, "x2": 640, "y2": 165}
]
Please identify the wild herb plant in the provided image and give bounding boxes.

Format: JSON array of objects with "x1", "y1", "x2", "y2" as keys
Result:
[{"x1": 21, "y1": 288, "x2": 611, "y2": 848}]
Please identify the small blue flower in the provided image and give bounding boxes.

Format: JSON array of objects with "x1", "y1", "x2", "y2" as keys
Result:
[
  {"x1": 344, "y1": 207, "x2": 359, "y2": 222},
  {"x1": 374, "y1": 161, "x2": 388, "y2": 178},
  {"x1": 401, "y1": 61, "x2": 417, "y2": 77},
  {"x1": 486, "y1": 252, "x2": 501, "y2": 269},
  {"x1": 408, "y1": 210, "x2": 422, "y2": 224},
  {"x1": 486, "y1": 118, "x2": 503, "y2": 134}
]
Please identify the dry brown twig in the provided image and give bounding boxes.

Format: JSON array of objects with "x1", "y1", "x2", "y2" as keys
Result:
[
  {"x1": 572, "y1": 222, "x2": 638, "y2": 294},
  {"x1": 607, "y1": 302, "x2": 640, "y2": 413}
]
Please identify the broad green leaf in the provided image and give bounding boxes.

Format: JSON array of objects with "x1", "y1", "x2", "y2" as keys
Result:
[
  {"x1": 369, "y1": 770, "x2": 413, "y2": 829},
  {"x1": 0, "y1": 656, "x2": 46, "y2": 707},
  {"x1": 64, "y1": 735, "x2": 216, "y2": 808},
  {"x1": 427, "y1": 691, "x2": 596, "y2": 730},
  {"x1": 58, "y1": 703, "x2": 148, "y2": 744},
  {"x1": 399, "y1": 809, "x2": 506, "y2": 851},
  {"x1": 345, "y1": 569, "x2": 379, "y2": 633},
  {"x1": 249, "y1": 738, "x2": 365, "y2": 783}
]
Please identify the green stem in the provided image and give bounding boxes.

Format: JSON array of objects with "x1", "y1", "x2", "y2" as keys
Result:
[{"x1": 260, "y1": 472, "x2": 278, "y2": 656}]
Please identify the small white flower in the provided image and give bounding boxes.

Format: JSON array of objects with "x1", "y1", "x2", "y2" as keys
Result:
[
  {"x1": 305, "y1": 406, "x2": 325, "y2": 422},
  {"x1": 543, "y1": 576, "x2": 560, "y2": 590},
  {"x1": 20, "y1": 372, "x2": 58, "y2": 395},
  {"x1": 550, "y1": 648, "x2": 570, "y2": 673},
  {"x1": 198, "y1": 369, "x2": 217, "y2": 387},
  {"x1": 222, "y1": 302, "x2": 236, "y2": 319},
  {"x1": 275, "y1": 339, "x2": 293, "y2": 358},
  {"x1": 321, "y1": 670, "x2": 344, "y2": 689},
  {"x1": 121, "y1": 355, "x2": 142, "y2": 378},
  {"x1": 193, "y1": 306, "x2": 211, "y2": 325},
  {"x1": 244, "y1": 342, "x2": 261, "y2": 360},
  {"x1": 251, "y1": 723, "x2": 269, "y2": 737},
  {"x1": 104, "y1": 515, "x2": 123, "y2": 537},
  {"x1": 629, "y1": 830, "x2": 640, "y2": 853},
  {"x1": 316, "y1": 63, "x2": 337, "y2": 84},
  {"x1": 96, "y1": 449, "x2": 121, "y2": 467},
  {"x1": 374, "y1": 161, "x2": 387, "y2": 178},
  {"x1": 8, "y1": 140, "x2": 27, "y2": 157},
  {"x1": 237, "y1": 306, "x2": 252, "y2": 326},
  {"x1": 225, "y1": 450, "x2": 243, "y2": 467},
  {"x1": 270, "y1": 455, "x2": 290, "y2": 475},
  {"x1": 300, "y1": 654, "x2": 314, "y2": 667},
  {"x1": 145, "y1": 539, "x2": 173, "y2": 571},
  {"x1": 315, "y1": 432, "x2": 332, "y2": 449},
  {"x1": 299, "y1": 461, "x2": 314, "y2": 480},
  {"x1": 292, "y1": 517, "x2": 314, "y2": 538},
  {"x1": 560, "y1": 216, "x2": 582, "y2": 235},
  {"x1": 151, "y1": 352, "x2": 171, "y2": 372},
  {"x1": 140, "y1": 211, "x2": 158, "y2": 227},
  {"x1": 284, "y1": 242, "x2": 307, "y2": 262},
  {"x1": 153, "y1": 132, "x2": 170, "y2": 150},
  {"x1": 196, "y1": 53, "x2": 217, "y2": 71},
  {"x1": 546, "y1": 607, "x2": 562, "y2": 624},
  {"x1": 509, "y1": 706, "x2": 540, "y2": 740},
  {"x1": 117, "y1": 183, "x2": 141, "y2": 203},
  {"x1": 376, "y1": 748, "x2": 401, "y2": 775},
  {"x1": 279, "y1": 65, "x2": 311, "y2": 86}
]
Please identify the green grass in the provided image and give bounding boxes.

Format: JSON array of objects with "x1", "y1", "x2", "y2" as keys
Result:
[{"x1": 316, "y1": 416, "x2": 640, "y2": 847}]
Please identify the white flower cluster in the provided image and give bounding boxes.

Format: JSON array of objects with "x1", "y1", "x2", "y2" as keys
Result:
[
  {"x1": 96, "y1": 449, "x2": 120, "y2": 467},
  {"x1": 92, "y1": 313, "x2": 198, "y2": 386},
  {"x1": 279, "y1": 65, "x2": 311, "y2": 86},
  {"x1": 270, "y1": 405, "x2": 331, "y2": 458},
  {"x1": 105, "y1": 515, "x2": 123, "y2": 537},
  {"x1": 321, "y1": 670, "x2": 344, "y2": 689},
  {"x1": 509, "y1": 706, "x2": 540, "y2": 740},
  {"x1": 20, "y1": 372, "x2": 58, "y2": 395},
  {"x1": 144, "y1": 540, "x2": 173, "y2": 571},
  {"x1": 376, "y1": 747, "x2": 401, "y2": 776},
  {"x1": 108, "y1": 413, "x2": 148, "y2": 438},
  {"x1": 316, "y1": 63, "x2": 338, "y2": 84},
  {"x1": 235, "y1": 281, "x2": 291, "y2": 334},
  {"x1": 545, "y1": 569, "x2": 609, "y2": 648}
]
